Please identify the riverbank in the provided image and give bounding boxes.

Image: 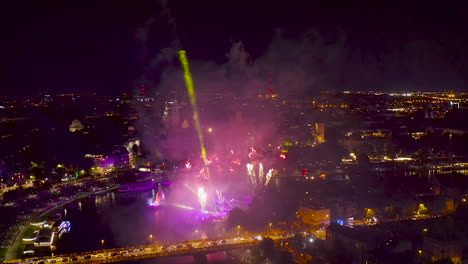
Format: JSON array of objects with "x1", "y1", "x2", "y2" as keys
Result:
[{"x1": 4, "y1": 185, "x2": 119, "y2": 261}]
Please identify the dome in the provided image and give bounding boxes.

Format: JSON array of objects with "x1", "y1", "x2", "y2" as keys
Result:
[{"x1": 69, "y1": 119, "x2": 84, "y2": 132}]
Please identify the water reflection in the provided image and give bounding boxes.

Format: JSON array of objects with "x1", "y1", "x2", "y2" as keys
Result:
[{"x1": 55, "y1": 187, "x2": 233, "y2": 263}]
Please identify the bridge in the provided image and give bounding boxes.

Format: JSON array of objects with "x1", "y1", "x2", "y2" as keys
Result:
[{"x1": 5, "y1": 233, "x2": 294, "y2": 264}]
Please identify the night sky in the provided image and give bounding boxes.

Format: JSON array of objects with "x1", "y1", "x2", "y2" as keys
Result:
[{"x1": 1, "y1": 0, "x2": 468, "y2": 95}]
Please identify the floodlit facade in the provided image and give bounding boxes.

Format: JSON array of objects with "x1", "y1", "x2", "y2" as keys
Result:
[{"x1": 298, "y1": 206, "x2": 330, "y2": 227}]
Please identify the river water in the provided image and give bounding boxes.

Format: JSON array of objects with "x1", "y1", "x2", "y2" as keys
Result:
[{"x1": 54, "y1": 185, "x2": 235, "y2": 263}]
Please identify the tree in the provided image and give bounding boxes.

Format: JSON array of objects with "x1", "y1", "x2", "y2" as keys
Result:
[
  {"x1": 365, "y1": 208, "x2": 377, "y2": 220},
  {"x1": 31, "y1": 162, "x2": 45, "y2": 180},
  {"x1": 33, "y1": 180, "x2": 42, "y2": 188},
  {"x1": 226, "y1": 207, "x2": 247, "y2": 229},
  {"x1": 2, "y1": 186, "x2": 26, "y2": 203},
  {"x1": 326, "y1": 239, "x2": 352, "y2": 264},
  {"x1": 61, "y1": 185, "x2": 80, "y2": 196},
  {"x1": 415, "y1": 203, "x2": 429, "y2": 215},
  {"x1": 278, "y1": 251, "x2": 295, "y2": 264},
  {"x1": 53, "y1": 165, "x2": 67, "y2": 182},
  {"x1": 258, "y1": 237, "x2": 275, "y2": 260},
  {"x1": 433, "y1": 259, "x2": 455, "y2": 264},
  {"x1": 114, "y1": 170, "x2": 137, "y2": 184},
  {"x1": 383, "y1": 205, "x2": 401, "y2": 219},
  {"x1": 38, "y1": 181, "x2": 52, "y2": 191},
  {"x1": 414, "y1": 148, "x2": 428, "y2": 160}
]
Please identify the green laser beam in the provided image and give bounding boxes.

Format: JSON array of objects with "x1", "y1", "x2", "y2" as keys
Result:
[{"x1": 178, "y1": 50, "x2": 209, "y2": 167}]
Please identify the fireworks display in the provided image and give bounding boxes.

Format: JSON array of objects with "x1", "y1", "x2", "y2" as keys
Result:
[
  {"x1": 151, "y1": 50, "x2": 281, "y2": 220},
  {"x1": 246, "y1": 162, "x2": 274, "y2": 188},
  {"x1": 265, "y1": 168, "x2": 274, "y2": 186},
  {"x1": 248, "y1": 147, "x2": 256, "y2": 159},
  {"x1": 148, "y1": 189, "x2": 166, "y2": 207},
  {"x1": 246, "y1": 163, "x2": 256, "y2": 187},
  {"x1": 197, "y1": 187, "x2": 207, "y2": 213},
  {"x1": 164, "y1": 145, "x2": 277, "y2": 219},
  {"x1": 216, "y1": 189, "x2": 225, "y2": 204}
]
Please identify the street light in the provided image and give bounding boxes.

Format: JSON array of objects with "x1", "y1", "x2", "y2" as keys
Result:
[
  {"x1": 237, "y1": 225, "x2": 241, "y2": 235},
  {"x1": 418, "y1": 250, "x2": 422, "y2": 261},
  {"x1": 101, "y1": 239, "x2": 105, "y2": 250},
  {"x1": 149, "y1": 234, "x2": 153, "y2": 244},
  {"x1": 269, "y1": 222, "x2": 273, "y2": 232}
]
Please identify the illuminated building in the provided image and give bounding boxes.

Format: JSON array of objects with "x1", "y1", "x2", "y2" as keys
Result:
[
  {"x1": 411, "y1": 132, "x2": 426, "y2": 140},
  {"x1": 298, "y1": 205, "x2": 330, "y2": 227},
  {"x1": 1, "y1": 171, "x2": 27, "y2": 185},
  {"x1": 23, "y1": 244, "x2": 34, "y2": 256},
  {"x1": 162, "y1": 100, "x2": 182, "y2": 134},
  {"x1": 314, "y1": 123, "x2": 325, "y2": 144},
  {"x1": 422, "y1": 234, "x2": 462, "y2": 264},
  {"x1": 450, "y1": 101, "x2": 460, "y2": 109},
  {"x1": 341, "y1": 129, "x2": 395, "y2": 156},
  {"x1": 426, "y1": 127, "x2": 468, "y2": 137},
  {"x1": 86, "y1": 149, "x2": 129, "y2": 173},
  {"x1": 125, "y1": 139, "x2": 141, "y2": 168},
  {"x1": 326, "y1": 224, "x2": 388, "y2": 264},
  {"x1": 69, "y1": 119, "x2": 84, "y2": 132},
  {"x1": 35, "y1": 227, "x2": 55, "y2": 247},
  {"x1": 41, "y1": 94, "x2": 53, "y2": 104}
]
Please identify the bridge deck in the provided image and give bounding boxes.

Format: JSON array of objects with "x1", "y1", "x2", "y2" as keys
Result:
[{"x1": 5, "y1": 233, "x2": 293, "y2": 264}]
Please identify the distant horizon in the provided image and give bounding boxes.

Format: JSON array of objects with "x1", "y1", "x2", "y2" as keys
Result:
[{"x1": 2, "y1": 90, "x2": 468, "y2": 98}]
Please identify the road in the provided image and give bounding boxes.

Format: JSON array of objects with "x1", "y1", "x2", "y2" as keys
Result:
[{"x1": 4, "y1": 232, "x2": 294, "y2": 264}]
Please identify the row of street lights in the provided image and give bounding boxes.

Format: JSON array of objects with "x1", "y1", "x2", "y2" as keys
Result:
[
  {"x1": 100, "y1": 234, "x2": 154, "y2": 250},
  {"x1": 100, "y1": 223, "x2": 275, "y2": 251}
]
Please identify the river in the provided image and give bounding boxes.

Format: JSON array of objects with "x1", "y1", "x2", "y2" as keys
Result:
[{"x1": 54, "y1": 185, "x2": 236, "y2": 263}]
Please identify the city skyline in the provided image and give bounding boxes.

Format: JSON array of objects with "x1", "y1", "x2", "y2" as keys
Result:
[{"x1": 1, "y1": 1, "x2": 468, "y2": 263}]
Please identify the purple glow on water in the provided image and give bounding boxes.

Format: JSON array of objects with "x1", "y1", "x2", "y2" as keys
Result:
[
  {"x1": 56, "y1": 169, "x2": 259, "y2": 264},
  {"x1": 149, "y1": 190, "x2": 166, "y2": 207}
]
